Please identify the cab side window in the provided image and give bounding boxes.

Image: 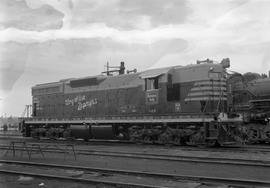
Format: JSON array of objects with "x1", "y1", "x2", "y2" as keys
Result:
[{"x1": 145, "y1": 77, "x2": 159, "y2": 90}]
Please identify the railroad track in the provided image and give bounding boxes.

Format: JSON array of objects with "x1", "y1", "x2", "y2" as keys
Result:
[
  {"x1": 0, "y1": 160, "x2": 162, "y2": 188},
  {"x1": 0, "y1": 135, "x2": 132, "y2": 145},
  {"x1": 2, "y1": 142, "x2": 270, "y2": 187},
  {"x1": 0, "y1": 143, "x2": 270, "y2": 168},
  {"x1": 0, "y1": 159, "x2": 269, "y2": 187},
  {"x1": 1, "y1": 135, "x2": 270, "y2": 154},
  {"x1": 2, "y1": 138, "x2": 270, "y2": 154},
  {"x1": 0, "y1": 131, "x2": 21, "y2": 136}
]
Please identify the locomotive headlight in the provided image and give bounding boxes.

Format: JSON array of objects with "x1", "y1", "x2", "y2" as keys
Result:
[{"x1": 209, "y1": 67, "x2": 214, "y2": 71}]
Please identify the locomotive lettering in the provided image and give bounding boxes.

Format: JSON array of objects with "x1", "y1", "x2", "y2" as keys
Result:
[
  {"x1": 65, "y1": 95, "x2": 97, "y2": 111},
  {"x1": 146, "y1": 90, "x2": 159, "y2": 105},
  {"x1": 65, "y1": 95, "x2": 86, "y2": 106},
  {"x1": 175, "y1": 103, "x2": 181, "y2": 112},
  {"x1": 78, "y1": 99, "x2": 98, "y2": 111}
]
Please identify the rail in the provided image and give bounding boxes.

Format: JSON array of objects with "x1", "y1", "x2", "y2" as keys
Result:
[
  {"x1": 4, "y1": 141, "x2": 76, "y2": 160},
  {"x1": 0, "y1": 160, "x2": 269, "y2": 187},
  {"x1": 2, "y1": 142, "x2": 270, "y2": 167}
]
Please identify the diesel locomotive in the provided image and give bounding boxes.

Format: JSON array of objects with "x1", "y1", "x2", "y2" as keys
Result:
[{"x1": 21, "y1": 58, "x2": 243, "y2": 146}]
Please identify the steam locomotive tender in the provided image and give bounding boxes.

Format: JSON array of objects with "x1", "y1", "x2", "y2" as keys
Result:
[{"x1": 22, "y1": 58, "x2": 242, "y2": 146}]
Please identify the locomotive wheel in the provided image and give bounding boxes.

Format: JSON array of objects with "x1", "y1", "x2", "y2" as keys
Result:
[
  {"x1": 157, "y1": 133, "x2": 170, "y2": 145},
  {"x1": 63, "y1": 129, "x2": 71, "y2": 139},
  {"x1": 186, "y1": 135, "x2": 196, "y2": 146},
  {"x1": 176, "y1": 136, "x2": 187, "y2": 146},
  {"x1": 129, "y1": 128, "x2": 143, "y2": 143},
  {"x1": 187, "y1": 139, "x2": 195, "y2": 146},
  {"x1": 172, "y1": 136, "x2": 182, "y2": 145},
  {"x1": 206, "y1": 140, "x2": 220, "y2": 147},
  {"x1": 129, "y1": 133, "x2": 141, "y2": 143},
  {"x1": 30, "y1": 130, "x2": 38, "y2": 138},
  {"x1": 187, "y1": 132, "x2": 204, "y2": 146},
  {"x1": 143, "y1": 136, "x2": 152, "y2": 144},
  {"x1": 30, "y1": 129, "x2": 40, "y2": 139},
  {"x1": 45, "y1": 131, "x2": 52, "y2": 139},
  {"x1": 46, "y1": 129, "x2": 56, "y2": 139},
  {"x1": 129, "y1": 135, "x2": 137, "y2": 142},
  {"x1": 262, "y1": 126, "x2": 270, "y2": 142},
  {"x1": 247, "y1": 128, "x2": 259, "y2": 143}
]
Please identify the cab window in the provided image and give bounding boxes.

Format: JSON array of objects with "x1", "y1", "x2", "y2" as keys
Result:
[{"x1": 145, "y1": 77, "x2": 159, "y2": 90}]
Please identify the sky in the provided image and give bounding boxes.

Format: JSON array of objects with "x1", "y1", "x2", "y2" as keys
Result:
[{"x1": 1, "y1": 0, "x2": 270, "y2": 116}]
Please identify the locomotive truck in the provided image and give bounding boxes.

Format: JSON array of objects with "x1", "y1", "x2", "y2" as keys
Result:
[{"x1": 21, "y1": 58, "x2": 243, "y2": 146}]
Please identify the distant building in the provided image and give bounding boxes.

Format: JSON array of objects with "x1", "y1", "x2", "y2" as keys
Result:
[{"x1": 0, "y1": 116, "x2": 19, "y2": 130}]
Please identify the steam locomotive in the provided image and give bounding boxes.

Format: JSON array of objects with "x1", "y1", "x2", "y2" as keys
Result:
[
  {"x1": 227, "y1": 73, "x2": 270, "y2": 143},
  {"x1": 21, "y1": 58, "x2": 243, "y2": 146}
]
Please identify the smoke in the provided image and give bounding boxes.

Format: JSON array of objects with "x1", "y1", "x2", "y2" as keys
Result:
[
  {"x1": 2, "y1": 0, "x2": 270, "y2": 72},
  {"x1": 25, "y1": 0, "x2": 73, "y2": 29},
  {"x1": 0, "y1": 24, "x2": 201, "y2": 44},
  {"x1": 0, "y1": 0, "x2": 268, "y2": 46}
]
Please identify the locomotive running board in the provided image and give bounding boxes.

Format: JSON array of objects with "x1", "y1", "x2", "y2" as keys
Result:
[{"x1": 23, "y1": 115, "x2": 241, "y2": 124}]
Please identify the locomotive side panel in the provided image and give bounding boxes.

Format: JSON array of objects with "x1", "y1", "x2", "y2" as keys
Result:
[
  {"x1": 61, "y1": 86, "x2": 146, "y2": 118},
  {"x1": 63, "y1": 91, "x2": 99, "y2": 118},
  {"x1": 32, "y1": 62, "x2": 228, "y2": 118},
  {"x1": 32, "y1": 82, "x2": 64, "y2": 118},
  {"x1": 121, "y1": 87, "x2": 145, "y2": 114}
]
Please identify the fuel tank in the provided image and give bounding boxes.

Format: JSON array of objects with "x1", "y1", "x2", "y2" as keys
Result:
[
  {"x1": 91, "y1": 125, "x2": 114, "y2": 139},
  {"x1": 70, "y1": 124, "x2": 91, "y2": 139}
]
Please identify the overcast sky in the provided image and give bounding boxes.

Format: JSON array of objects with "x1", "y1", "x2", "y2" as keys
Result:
[{"x1": 1, "y1": 0, "x2": 270, "y2": 116}]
